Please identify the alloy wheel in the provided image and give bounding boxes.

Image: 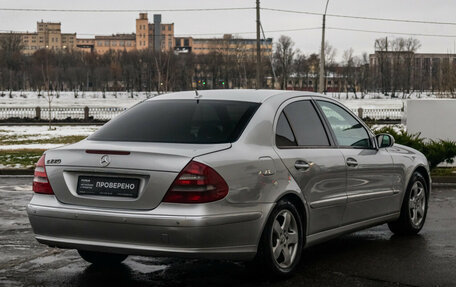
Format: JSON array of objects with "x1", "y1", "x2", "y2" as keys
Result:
[
  {"x1": 270, "y1": 209, "x2": 299, "y2": 269},
  {"x1": 409, "y1": 181, "x2": 426, "y2": 227}
]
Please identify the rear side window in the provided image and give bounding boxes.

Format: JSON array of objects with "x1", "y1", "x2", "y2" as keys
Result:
[
  {"x1": 276, "y1": 112, "x2": 297, "y2": 147},
  {"x1": 89, "y1": 100, "x2": 260, "y2": 144},
  {"x1": 281, "y1": 100, "x2": 330, "y2": 147}
]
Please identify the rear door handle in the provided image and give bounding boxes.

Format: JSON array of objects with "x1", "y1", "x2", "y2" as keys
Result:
[
  {"x1": 346, "y1": 157, "x2": 358, "y2": 167},
  {"x1": 295, "y1": 160, "x2": 310, "y2": 171}
]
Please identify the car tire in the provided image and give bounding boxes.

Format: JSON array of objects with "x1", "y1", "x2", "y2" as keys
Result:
[
  {"x1": 388, "y1": 172, "x2": 429, "y2": 235},
  {"x1": 255, "y1": 199, "x2": 304, "y2": 277},
  {"x1": 77, "y1": 250, "x2": 128, "y2": 265}
]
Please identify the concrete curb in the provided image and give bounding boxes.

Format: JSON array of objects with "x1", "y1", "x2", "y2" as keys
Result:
[
  {"x1": 431, "y1": 176, "x2": 456, "y2": 184},
  {"x1": 0, "y1": 175, "x2": 34, "y2": 178},
  {"x1": 0, "y1": 122, "x2": 105, "y2": 126},
  {"x1": 432, "y1": 182, "x2": 456, "y2": 187},
  {"x1": 0, "y1": 169, "x2": 34, "y2": 175}
]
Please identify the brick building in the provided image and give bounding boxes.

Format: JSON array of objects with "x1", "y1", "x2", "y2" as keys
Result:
[
  {"x1": 369, "y1": 51, "x2": 456, "y2": 91},
  {"x1": 175, "y1": 34, "x2": 272, "y2": 57},
  {"x1": 0, "y1": 21, "x2": 76, "y2": 55},
  {"x1": 135, "y1": 13, "x2": 174, "y2": 52},
  {"x1": 2, "y1": 13, "x2": 272, "y2": 57}
]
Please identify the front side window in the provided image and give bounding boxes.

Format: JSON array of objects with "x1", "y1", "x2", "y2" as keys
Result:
[
  {"x1": 281, "y1": 100, "x2": 330, "y2": 147},
  {"x1": 89, "y1": 100, "x2": 260, "y2": 144},
  {"x1": 317, "y1": 101, "x2": 371, "y2": 148}
]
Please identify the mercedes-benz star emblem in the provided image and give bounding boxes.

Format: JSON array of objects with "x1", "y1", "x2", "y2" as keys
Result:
[{"x1": 100, "y1": 155, "x2": 110, "y2": 167}]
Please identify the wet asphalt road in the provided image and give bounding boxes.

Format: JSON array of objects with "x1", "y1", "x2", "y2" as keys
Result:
[{"x1": 0, "y1": 177, "x2": 455, "y2": 287}]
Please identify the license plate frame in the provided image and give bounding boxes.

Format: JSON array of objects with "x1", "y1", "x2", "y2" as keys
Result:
[{"x1": 76, "y1": 176, "x2": 140, "y2": 198}]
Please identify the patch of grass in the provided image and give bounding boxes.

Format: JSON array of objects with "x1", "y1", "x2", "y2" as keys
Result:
[
  {"x1": 0, "y1": 149, "x2": 45, "y2": 168},
  {"x1": 0, "y1": 133, "x2": 40, "y2": 142},
  {"x1": 0, "y1": 135, "x2": 86, "y2": 145},
  {"x1": 431, "y1": 167, "x2": 456, "y2": 177}
]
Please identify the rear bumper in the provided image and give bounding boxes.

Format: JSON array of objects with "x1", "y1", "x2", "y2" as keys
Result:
[{"x1": 27, "y1": 194, "x2": 271, "y2": 260}]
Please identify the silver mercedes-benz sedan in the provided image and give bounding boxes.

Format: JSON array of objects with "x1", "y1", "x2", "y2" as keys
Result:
[{"x1": 27, "y1": 90, "x2": 430, "y2": 276}]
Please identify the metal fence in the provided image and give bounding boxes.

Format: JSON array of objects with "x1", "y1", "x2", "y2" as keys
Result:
[
  {"x1": 40, "y1": 107, "x2": 85, "y2": 120},
  {"x1": 0, "y1": 107, "x2": 36, "y2": 119},
  {"x1": 350, "y1": 108, "x2": 403, "y2": 120},
  {"x1": 0, "y1": 106, "x2": 403, "y2": 121},
  {"x1": 88, "y1": 107, "x2": 127, "y2": 120},
  {"x1": 0, "y1": 106, "x2": 127, "y2": 120}
]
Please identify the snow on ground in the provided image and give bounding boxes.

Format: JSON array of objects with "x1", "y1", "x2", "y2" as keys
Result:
[
  {"x1": 339, "y1": 99, "x2": 405, "y2": 110},
  {"x1": 0, "y1": 143, "x2": 66, "y2": 151},
  {"x1": 0, "y1": 90, "x2": 442, "y2": 109},
  {"x1": 328, "y1": 92, "x2": 438, "y2": 110},
  {"x1": 0, "y1": 125, "x2": 98, "y2": 138},
  {"x1": 325, "y1": 91, "x2": 438, "y2": 100},
  {"x1": 370, "y1": 124, "x2": 405, "y2": 132},
  {"x1": 0, "y1": 163, "x2": 23, "y2": 168},
  {"x1": 0, "y1": 91, "x2": 155, "y2": 108},
  {"x1": 0, "y1": 125, "x2": 99, "y2": 150}
]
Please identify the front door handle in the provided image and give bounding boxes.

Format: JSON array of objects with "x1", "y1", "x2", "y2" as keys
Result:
[
  {"x1": 346, "y1": 157, "x2": 358, "y2": 167},
  {"x1": 295, "y1": 160, "x2": 310, "y2": 171}
]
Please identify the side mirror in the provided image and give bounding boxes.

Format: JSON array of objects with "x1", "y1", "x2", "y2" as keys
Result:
[{"x1": 376, "y1": 133, "x2": 395, "y2": 148}]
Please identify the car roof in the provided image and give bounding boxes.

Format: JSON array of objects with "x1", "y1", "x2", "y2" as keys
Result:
[{"x1": 148, "y1": 89, "x2": 327, "y2": 103}]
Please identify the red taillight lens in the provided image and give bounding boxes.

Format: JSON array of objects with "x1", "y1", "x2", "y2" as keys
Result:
[
  {"x1": 163, "y1": 161, "x2": 228, "y2": 203},
  {"x1": 33, "y1": 154, "x2": 54, "y2": 195}
]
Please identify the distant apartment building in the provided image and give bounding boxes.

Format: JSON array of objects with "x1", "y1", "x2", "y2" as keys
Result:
[
  {"x1": 75, "y1": 38, "x2": 95, "y2": 53},
  {"x1": 73, "y1": 13, "x2": 174, "y2": 54},
  {"x1": 0, "y1": 21, "x2": 76, "y2": 55},
  {"x1": 135, "y1": 13, "x2": 174, "y2": 52},
  {"x1": 2, "y1": 13, "x2": 272, "y2": 57},
  {"x1": 369, "y1": 51, "x2": 456, "y2": 91},
  {"x1": 93, "y1": 34, "x2": 136, "y2": 54},
  {"x1": 175, "y1": 34, "x2": 273, "y2": 56}
]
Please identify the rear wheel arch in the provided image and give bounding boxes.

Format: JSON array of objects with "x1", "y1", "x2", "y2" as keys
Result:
[
  {"x1": 253, "y1": 192, "x2": 307, "y2": 276},
  {"x1": 279, "y1": 193, "x2": 308, "y2": 239},
  {"x1": 257, "y1": 192, "x2": 308, "y2": 248}
]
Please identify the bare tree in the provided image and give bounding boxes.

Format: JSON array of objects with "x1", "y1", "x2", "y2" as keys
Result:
[
  {"x1": 273, "y1": 35, "x2": 295, "y2": 89},
  {"x1": 374, "y1": 37, "x2": 390, "y2": 94},
  {"x1": 403, "y1": 38, "x2": 421, "y2": 95},
  {"x1": 342, "y1": 48, "x2": 357, "y2": 97},
  {"x1": 358, "y1": 53, "x2": 370, "y2": 95},
  {"x1": 373, "y1": 37, "x2": 421, "y2": 96},
  {"x1": 39, "y1": 50, "x2": 56, "y2": 130},
  {"x1": 293, "y1": 52, "x2": 310, "y2": 90},
  {"x1": 318, "y1": 41, "x2": 337, "y2": 92},
  {"x1": 0, "y1": 33, "x2": 24, "y2": 91}
]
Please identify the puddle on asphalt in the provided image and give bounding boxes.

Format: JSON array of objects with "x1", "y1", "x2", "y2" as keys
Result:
[{"x1": 124, "y1": 257, "x2": 168, "y2": 274}]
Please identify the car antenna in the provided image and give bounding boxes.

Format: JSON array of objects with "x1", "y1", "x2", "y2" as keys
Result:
[{"x1": 195, "y1": 89, "x2": 201, "y2": 103}]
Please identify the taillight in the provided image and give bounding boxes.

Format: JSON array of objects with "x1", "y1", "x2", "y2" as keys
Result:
[
  {"x1": 163, "y1": 161, "x2": 228, "y2": 203},
  {"x1": 33, "y1": 154, "x2": 54, "y2": 195}
]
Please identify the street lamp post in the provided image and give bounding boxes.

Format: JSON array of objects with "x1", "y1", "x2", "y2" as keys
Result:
[
  {"x1": 318, "y1": 0, "x2": 330, "y2": 93},
  {"x1": 256, "y1": 0, "x2": 261, "y2": 89}
]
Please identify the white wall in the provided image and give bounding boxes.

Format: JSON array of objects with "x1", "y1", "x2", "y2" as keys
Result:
[{"x1": 407, "y1": 99, "x2": 456, "y2": 141}]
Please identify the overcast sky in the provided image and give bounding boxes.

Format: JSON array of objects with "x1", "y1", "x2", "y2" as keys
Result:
[{"x1": 1, "y1": 0, "x2": 456, "y2": 60}]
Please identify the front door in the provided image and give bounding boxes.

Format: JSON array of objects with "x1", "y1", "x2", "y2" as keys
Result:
[
  {"x1": 273, "y1": 99, "x2": 347, "y2": 234},
  {"x1": 316, "y1": 100, "x2": 397, "y2": 225}
]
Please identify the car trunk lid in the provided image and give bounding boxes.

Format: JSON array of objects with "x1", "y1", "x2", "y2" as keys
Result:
[{"x1": 44, "y1": 140, "x2": 231, "y2": 210}]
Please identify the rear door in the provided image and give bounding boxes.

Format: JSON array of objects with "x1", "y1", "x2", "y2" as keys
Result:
[
  {"x1": 315, "y1": 100, "x2": 397, "y2": 224},
  {"x1": 273, "y1": 98, "x2": 347, "y2": 234}
]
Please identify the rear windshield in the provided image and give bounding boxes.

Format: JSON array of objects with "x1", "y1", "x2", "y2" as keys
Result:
[{"x1": 88, "y1": 100, "x2": 260, "y2": 144}]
